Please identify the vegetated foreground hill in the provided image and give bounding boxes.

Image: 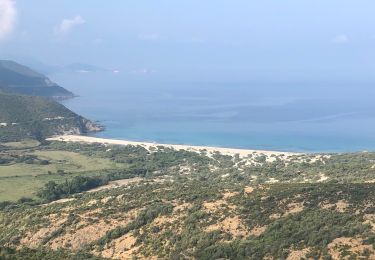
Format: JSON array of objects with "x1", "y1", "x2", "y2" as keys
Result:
[
  {"x1": 0, "y1": 93, "x2": 102, "y2": 142},
  {"x1": 0, "y1": 60, "x2": 74, "y2": 99},
  {"x1": 1, "y1": 141, "x2": 375, "y2": 259}
]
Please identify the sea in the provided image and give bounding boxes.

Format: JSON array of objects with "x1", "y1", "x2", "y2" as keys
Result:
[{"x1": 52, "y1": 71, "x2": 375, "y2": 153}]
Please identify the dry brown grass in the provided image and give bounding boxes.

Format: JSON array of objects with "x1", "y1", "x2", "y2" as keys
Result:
[
  {"x1": 206, "y1": 216, "x2": 250, "y2": 238},
  {"x1": 222, "y1": 191, "x2": 239, "y2": 199},
  {"x1": 20, "y1": 215, "x2": 68, "y2": 248},
  {"x1": 49, "y1": 219, "x2": 120, "y2": 251},
  {"x1": 100, "y1": 232, "x2": 138, "y2": 259},
  {"x1": 286, "y1": 247, "x2": 311, "y2": 260},
  {"x1": 327, "y1": 237, "x2": 375, "y2": 259},
  {"x1": 284, "y1": 202, "x2": 304, "y2": 216},
  {"x1": 244, "y1": 186, "x2": 254, "y2": 194},
  {"x1": 203, "y1": 199, "x2": 237, "y2": 213},
  {"x1": 20, "y1": 206, "x2": 140, "y2": 253},
  {"x1": 320, "y1": 200, "x2": 349, "y2": 213},
  {"x1": 249, "y1": 225, "x2": 267, "y2": 237}
]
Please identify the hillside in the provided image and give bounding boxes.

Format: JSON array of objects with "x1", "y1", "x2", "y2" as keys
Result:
[
  {"x1": 1, "y1": 141, "x2": 375, "y2": 259},
  {"x1": 0, "y1": 93, "x2": 102, "y2": 142},
  {"x1": 0, "y1": 60, "x2": 74, "y2": 99}
]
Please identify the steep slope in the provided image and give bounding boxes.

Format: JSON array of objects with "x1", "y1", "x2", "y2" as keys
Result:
[
  {"x1": 0, "y1": 60, "x2": 74, "y2": 99},
  {"x1": 0, "y1": 93, "x2": 102, "y2": 141}
]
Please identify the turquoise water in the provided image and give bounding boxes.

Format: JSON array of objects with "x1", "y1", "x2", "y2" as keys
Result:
[{"x1": 53, "y1": 72, "x2": 375, "y2": 152}]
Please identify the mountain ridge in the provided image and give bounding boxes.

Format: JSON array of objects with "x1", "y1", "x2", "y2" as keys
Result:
[
  {"x1": 0, "y1": 60, "x2": 74, "y2": 100},
  {"x1": 0, "y1": 92, "x2": 102, "y2": 142},
  {"x1": 0, "y1": 60, "x2": 103, "y2": 142}
]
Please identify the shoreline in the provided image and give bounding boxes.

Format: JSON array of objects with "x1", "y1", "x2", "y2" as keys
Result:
[{"x1": 47, "y1": 135, "x2": 303, "y2": 158}]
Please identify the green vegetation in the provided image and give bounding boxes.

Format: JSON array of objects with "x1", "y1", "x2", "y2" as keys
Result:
[
  {"x1": 0, "y1": 145, "x2": 122, "y2": 201},
  {"x1": 0, "y1": 150, "x2": 119, "y2": 177},
  {"x1": 1, "y1": 139, "x2": 40, "y2": 149},
  {"x1": 0, "y1": 246, "x2": 105, "y2": 260},
  {"x1": 0, "y1": 92, "x2": 101, "y2": 142},
  {"x1": 2, "y1": 140, "x2": 375, "y2": 259},
  {"x1": 37, "y1": 176, "x2": 109, "y2": 202}
]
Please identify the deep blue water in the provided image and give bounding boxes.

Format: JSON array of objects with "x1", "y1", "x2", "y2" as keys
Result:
[{"x1": 53, "y1": 72, "x2": 375, "y2": 152}]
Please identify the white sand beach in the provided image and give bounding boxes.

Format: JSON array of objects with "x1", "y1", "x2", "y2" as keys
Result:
[{"x1": 47, "y1": 135, "x2": 302, "y2": 159}]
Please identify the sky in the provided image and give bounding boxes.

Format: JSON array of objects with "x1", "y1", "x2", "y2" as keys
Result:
[{"x1": 0, "y1": 0, "x2": 375, "y2": 82}]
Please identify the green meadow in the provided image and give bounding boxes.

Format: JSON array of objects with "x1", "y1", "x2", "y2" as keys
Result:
[{"x1": 0, "y1": 141, "x2": 124, "y2": 201}]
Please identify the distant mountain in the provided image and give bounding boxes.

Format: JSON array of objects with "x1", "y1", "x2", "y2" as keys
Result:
[
  {"x1": 2, "y1": 56, "x2": 113, "y2": 75},
  {"x1": 0, "y1": 60, "x2": 74, "y2": 100},
  {"x1": 0, "y1": 92, "x2": 102, "y2": 142},
  {"x1": 0, "y1": 60, "x2": 103, "y2": 141},
  {"x1": 1, "y1": 56, "x2": 61, "y2": 75}
]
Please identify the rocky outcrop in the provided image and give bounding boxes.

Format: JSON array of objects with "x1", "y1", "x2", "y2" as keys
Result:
[
  {"x1": 81, "y1": 118, "x2": 104, "y2": 133},
  {"x1": 55, "y1": 117, "x2": 104, "y2": 136}
]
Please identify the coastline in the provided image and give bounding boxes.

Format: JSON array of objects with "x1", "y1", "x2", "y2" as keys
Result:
[{"x1": 47, "y1": 134, "x2": 303, "y2": 158}]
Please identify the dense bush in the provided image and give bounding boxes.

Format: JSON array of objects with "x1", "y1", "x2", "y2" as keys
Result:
[
  {"x1": 3, "y1": 140, "x2": 375, "y2": 258},
  {"x1": 37, "y1": 176, "x2": 108, "y2": 202},
  {"x1": 0, "y1": 246, "x2": 104, "y2": 260}
]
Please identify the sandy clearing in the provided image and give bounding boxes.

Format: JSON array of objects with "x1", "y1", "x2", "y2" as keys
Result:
[
  {"x1": 43, "y1": 198, "x2": 76, "y2": 206},
  {"x1": 88, "y1": 177, "x2": 143, "y2": 193}
]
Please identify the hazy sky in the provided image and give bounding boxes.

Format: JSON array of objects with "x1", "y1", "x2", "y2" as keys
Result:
[{"x1": 0, "y1": 0, "x2": 375, "y2": 81}]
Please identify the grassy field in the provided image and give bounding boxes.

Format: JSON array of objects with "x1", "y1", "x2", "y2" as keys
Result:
[
  {"x1": 0, "y1": 176, "x2": 47, "y2": 201},
  {"x1": 0, "y1": 151, "x2": 119, "y2": 177},
  {"x1": 0, "y1": 143, "x2": 125, "y2": 201},
  {"x1": 1, "y1": 139, "x2": 40, "y2": 149},
  {"x1": 0, "y1": 170, "x2": 118, "y2": 201}
]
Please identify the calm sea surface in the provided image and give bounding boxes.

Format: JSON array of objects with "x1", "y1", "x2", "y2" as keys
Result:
[{"x1": 52, "y1": 72, "x2": 375, "y2": 152}]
